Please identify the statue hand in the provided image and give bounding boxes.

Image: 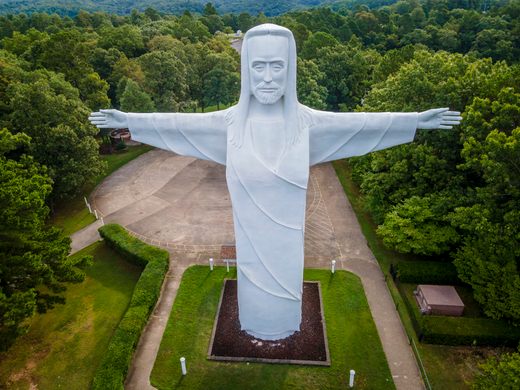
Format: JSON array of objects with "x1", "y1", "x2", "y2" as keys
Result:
[
  {"x1": 417, "y1": 108, "x2": 462, "y2": 130},
  {"x1": 88, "y1": 109, "x2": 128, "y2": 129}
]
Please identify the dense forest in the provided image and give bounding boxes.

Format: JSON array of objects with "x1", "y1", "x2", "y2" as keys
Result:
[
  {"x1": 0, "y1": 0, "x2": 401, "y2": 18},
  {"x1": 0, "y1": 0, "x2": 519, "y2": 381}
]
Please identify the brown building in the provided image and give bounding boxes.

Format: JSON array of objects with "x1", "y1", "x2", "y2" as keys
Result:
[{"x1": 414, "y1": 285, "x2": 465, "y2": 316}]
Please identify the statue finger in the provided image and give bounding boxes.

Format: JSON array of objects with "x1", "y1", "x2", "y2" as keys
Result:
[
  {"x1": 446, "y1": 111, "x2": 461, "y2": 116},
  {"x1": 438, "y1": 125, "x2": 453, "y2": 129},
  {"x1": 441, "y1": 120, "x2": 461, "y2": 125},
  {"x1": 100, "y1": 109, "x2": 115, "y2": 114},
  {"x1": 432, "y1": 107, "x2": 449, "y2": 114},
  {"x1": 443, "y1": 115, "x2": 462, "y2": 121},
  {"x1": 89, "y1": 117, "x2": 106, "y2": 122}
]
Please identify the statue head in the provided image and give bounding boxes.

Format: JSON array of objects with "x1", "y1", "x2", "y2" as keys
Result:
[
  {"x1": 229, "y1": 23, "x2": 301, "y2": 147},
  {"x1": 248, "y1": 33, "x2": 289, "y2": 105}
]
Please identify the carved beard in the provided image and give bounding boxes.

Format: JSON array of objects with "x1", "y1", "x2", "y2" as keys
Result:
[{"x1": 253, "y1": 82, "x2": 284, "y2": 104}]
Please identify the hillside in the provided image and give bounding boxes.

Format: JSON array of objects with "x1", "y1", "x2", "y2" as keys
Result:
[{"x1": 0, "y1": 0, "x2": 397, "y2": 16}]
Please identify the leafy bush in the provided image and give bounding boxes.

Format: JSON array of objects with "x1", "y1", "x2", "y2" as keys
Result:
[
  {"x1": 421, "y1": 316, "x2": 520, "y2": 347},
  {"x1": 472, "y1": 348, "x2": 520, "y2": 390},
  {"x1": 115, "y1": 141, "x2": 127, "y2": 151},
  {"x1": 92, "y1": 224, "x2": 169, "y2": 390},
  {"x1": 395, "y1": 261, "x2": 461, "y2": 285}
]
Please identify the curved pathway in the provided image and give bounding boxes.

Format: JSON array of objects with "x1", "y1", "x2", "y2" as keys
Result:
[{"x1": 71, "y1": 149, "x2": 423, "y2": 390}]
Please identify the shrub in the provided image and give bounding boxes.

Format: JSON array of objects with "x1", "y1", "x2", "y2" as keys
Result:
[
  {"x1": 92, "y1": 224, "x2": 169, "y2": 390},
  {"x1": 421, "y1": 316, "x2": 520, "y2": 346},
  {"x1": 395, "y1": 261, "x2": 461, "y2": 285},
  {"x1": 115, "y1": 141, "x2": 127, "y2": 151},
  {"x1": 472, "y1": 348, "x2": 520, "y2": 390}
]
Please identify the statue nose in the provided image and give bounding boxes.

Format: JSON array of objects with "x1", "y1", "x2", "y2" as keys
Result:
[{"x1": 263, "y1": 66, "x2": 272, "y2": 82}]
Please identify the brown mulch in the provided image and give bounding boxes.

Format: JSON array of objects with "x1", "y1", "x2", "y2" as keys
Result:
[{"x1": 208, "y1": 280, "x2": 329, "y2": 365}]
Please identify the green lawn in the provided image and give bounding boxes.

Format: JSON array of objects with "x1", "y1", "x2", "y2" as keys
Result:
[
  {"x1": 332, "y1": 160, "x2": 502, "y2": 390},
  {"x1": 50, "y1": 144, "x2": 152, "y2": 235},
  {"x1": 151, "y1": 266, "x2": 395, "y2": 390},
  {"x1": 0, "y1": 241, "x2": 142, "y2": 389}
]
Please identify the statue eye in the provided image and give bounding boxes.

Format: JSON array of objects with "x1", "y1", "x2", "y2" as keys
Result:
[
  {"x1": 272, "y1": 63, "x2": 284, "y2": 71},
  {"x1": 253, "y1": 64, "x2": 265, "y2": 71}
]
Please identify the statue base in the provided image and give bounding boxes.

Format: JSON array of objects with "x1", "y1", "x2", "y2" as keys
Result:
[{"x1": 207, "y1": 279, "x2": 330, "y2": 366}]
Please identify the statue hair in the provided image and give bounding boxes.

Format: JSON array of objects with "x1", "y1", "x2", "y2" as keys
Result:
[{"x1": 228, "y1": 23, "x2": 302, "y2": 148}]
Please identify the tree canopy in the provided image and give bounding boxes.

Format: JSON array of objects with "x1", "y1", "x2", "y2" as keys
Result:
[
  {"x1": 0, "y1": 0, "x2": 518, "y2": 355},
  {"x1": 0, "y1": 128, "x2": 91, "y2": 350}
]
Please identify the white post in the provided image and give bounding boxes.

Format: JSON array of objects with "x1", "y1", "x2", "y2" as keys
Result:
[
  {"x1": 209, "y1": 258, "x2": 214, "y2": 271},
  {"x1": 225, "y1": 259, "x2": 230, "y2": 272},
  {"x1": 331, "y1": 260, "x2": 336, "y2": 274},
  {"x1": 84, "y1": 196, "x2": 89, "y2": 207},
  {"x1": 100, "y1": 217, "x2": 104, "y2": 226},
  {"x1": 349, "y1": 369, "x2": 355, "y2": 387},
  {"x1": 94, "y1": 210, "x2": 99, "y2": 220},
  {"x1": 180, "y1": 357, "x2": 187, "y2": 375}
]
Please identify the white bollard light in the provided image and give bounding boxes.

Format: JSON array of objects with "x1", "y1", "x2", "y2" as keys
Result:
[
  {"x1": 226, "y1": 259, "x2": 230, "y2": 273},
  {"x1": 331, "y1": 260, "x2": 336, "y2": 274},
  {"x1": 209, "y1": 258, "x2": 214, "y2": 271},
  {"x1": 180, "y1": 357, "x2": 187, "y2": 375},
  {"x1": 94, "y1": 210, "x2": 98, "y2": 220},
  {"x1": 349, "y1": 369, "x2": 355, "y2": 388}
]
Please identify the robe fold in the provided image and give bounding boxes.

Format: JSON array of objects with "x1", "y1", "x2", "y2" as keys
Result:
[{"x1": 127, "y1": 106, "x2": 418, "y2": 340}]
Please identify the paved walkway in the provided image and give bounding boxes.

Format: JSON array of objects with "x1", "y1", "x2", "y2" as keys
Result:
[{"x1": 71, "y1": 149, "x2": 424, "y2": 390}]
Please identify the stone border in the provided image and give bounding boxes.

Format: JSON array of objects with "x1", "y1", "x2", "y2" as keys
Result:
[{"x1": 207, "y1": 279, "x2": 331, "y2": 366}]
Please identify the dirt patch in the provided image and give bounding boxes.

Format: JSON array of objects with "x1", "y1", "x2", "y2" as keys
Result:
[
  {"x1": 8, "y1": 348, "x2": 48, "y2": 389},
  {"x1": 208, "y1": 280, "x2": 330, "y2": 365}
]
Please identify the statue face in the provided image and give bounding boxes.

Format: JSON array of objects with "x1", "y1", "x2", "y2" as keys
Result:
[{"x1": 248, "y1": 35, "x2": 289, "y2": 105}]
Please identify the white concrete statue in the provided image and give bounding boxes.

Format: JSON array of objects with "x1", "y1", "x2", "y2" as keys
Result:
[{"x1": 89, "y1": 23, "x2": 461, "y2": 340}]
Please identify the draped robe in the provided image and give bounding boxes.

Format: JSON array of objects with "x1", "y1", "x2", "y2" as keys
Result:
[{"x1": 127, "y1": 105, "x2": 418, "y2": 340}]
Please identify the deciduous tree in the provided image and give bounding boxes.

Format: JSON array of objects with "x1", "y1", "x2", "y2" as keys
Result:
[
  {"x1": 138, "y1": 50, "x2": 189, "y2": 111},
  {"x1": 472, "y1": 348, "x2": 520, "y2": 389},
  {"x1": 7, "y1": 70, "x2": 105, "y2": 200},
  {"x1": 0, "y1": 128, "x2": 91, "y2": 350},
  {"x1": 119, "y1": 78, "x2": 155, "y2": 113}
]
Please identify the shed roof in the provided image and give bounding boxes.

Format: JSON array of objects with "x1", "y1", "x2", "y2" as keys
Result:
[{"x1": 418, "y1": 285, "x2": 464, "y2": 307}]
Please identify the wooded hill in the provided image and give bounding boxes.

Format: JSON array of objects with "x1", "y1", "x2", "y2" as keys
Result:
[{"x1": 0, "y1": 0, "x2": 399, "y2": 17}]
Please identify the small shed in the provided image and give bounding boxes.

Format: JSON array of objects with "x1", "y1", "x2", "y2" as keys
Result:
[{"x1": 414, "y1": 285, "x2": 464, "y2": 316}]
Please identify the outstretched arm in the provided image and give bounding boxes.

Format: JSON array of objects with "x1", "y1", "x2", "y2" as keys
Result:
[
  {"x1": 308, "y1": 107, "x2": 461, "y2": 165},
  {"x1": 89, "y1": 109, "x2": 229, "y2": 165}
]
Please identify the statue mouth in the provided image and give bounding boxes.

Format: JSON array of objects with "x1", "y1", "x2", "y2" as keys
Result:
[{"x1": 253, "y1": 83, "x2": 284, "y2": 104}]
